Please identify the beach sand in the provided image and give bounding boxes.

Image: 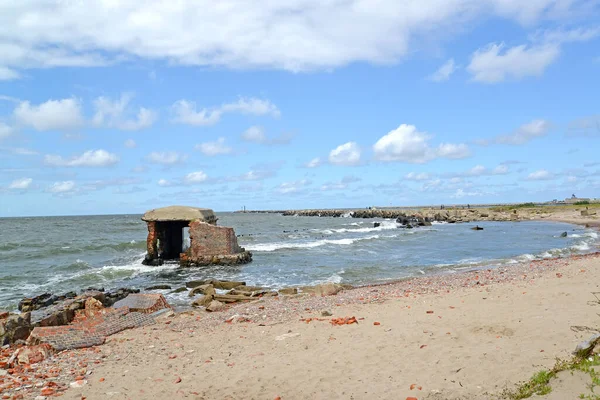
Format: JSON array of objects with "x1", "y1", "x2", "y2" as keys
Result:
[{"x1": 5, "y1": 208, "x2": 600, "y2": 400}]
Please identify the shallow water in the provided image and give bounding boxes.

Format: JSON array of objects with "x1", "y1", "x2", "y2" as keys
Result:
[{"x1": 0, "y1": 213, "x2": 597, "y2": 309}]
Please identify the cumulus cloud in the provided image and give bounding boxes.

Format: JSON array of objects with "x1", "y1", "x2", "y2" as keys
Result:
[
  {"x1": 146, "y1": 151, "x2": 187, "y2": 165},
  {"x1": 527, "y1": 169, "x2": 554, "y2": 180},
  {"x1": 8, "y1": 178, "x2": 32, "y2": 190},
  {"x1": 196, "y1": 137, "x2": 233, "y2": 156},
  {"x1": 44, "y1": 149, "x2": 119, "y2": 167},
  {"x1": 329, "y1": 142, "x2": 361, "y2": 166},
  {"x1": 0, "y1": 0, "x2": 585, "y2": 76},
  {"x1": 496, "y1": 119, "x2": 551, "y2": 144},
  {"x1": 468, "y1": 43, "x2": 560, "y2": 83},
  {"x1": 48, "y1": 181, "x2": 76, "y2": 193},
  {"x1": 14, "y1": 98, "x2": 84, "y2": 131},
  {"x1": 241, "y1": 126, "x2": 292, "y2": 145},
  {"x1": 184, "y1": 171, "x2": 208, "y2": 184},
  {"x1": 373, "y1": 124, "x2": 470, "y2": 163},
  {"x1": 567, "y1": 115, "x2": 600, "y2": 137},
  {"x1": 93, "y1": 93, "x2": 157, "y2": 131},
  {"x1": 321, "y1": 176, "x2": 361, "y2": 191},
  {"x1": 157, "y1": 179, "x2": 172, "y2": 187},
  {"x1": 428, "y1": 59, "x2": 457, "y2": 82},
  {"x1": 172, "y1": 98, "x2": 280, "y2": 126}
]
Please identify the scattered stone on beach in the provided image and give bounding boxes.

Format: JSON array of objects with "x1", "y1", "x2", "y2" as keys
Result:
[
  {"x1": 214, "y1": 294, "x2": 256, "y2": 303},
  {"x1": 12, "y1": 343, "x2": 54, "y2": 366},
  {"x1": 279, "y1": 288, "x2": 298, "y2": 295},
  {"x1": 112, "y1": 294, "x2": 172, "y2": 314},
  {"x1": 191, "y1": 295, "x2": 213, "y2": 308},
  {"x1": 206, "y1": 300, "x2": 226, "y2": 312},
  {"x1": 321, "y1": 310, "x2": 333, "y2": 317},
  {"x1": 145, "y1": 285, "x2": 172, "y2": 291},
  {"x1": 189, "y1": 284, "x2": 216, "y2": 298},
  {"x1": 303, "y1": 283, "x2": 347, "y2": 296}
]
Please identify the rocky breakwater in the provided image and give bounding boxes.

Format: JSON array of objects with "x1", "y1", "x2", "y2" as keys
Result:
[{"x1": 283, "y1": 207, "x2": 526, "y2": 224}]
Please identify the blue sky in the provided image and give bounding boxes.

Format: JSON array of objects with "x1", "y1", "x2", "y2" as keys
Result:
[{"x1": 1, "y1": 0, "x2": 600, "y2": 217}]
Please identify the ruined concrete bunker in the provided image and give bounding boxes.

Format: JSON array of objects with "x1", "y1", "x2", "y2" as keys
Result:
[{"x1": 141, "y1": 205, "x2": 251, "y2": 266}]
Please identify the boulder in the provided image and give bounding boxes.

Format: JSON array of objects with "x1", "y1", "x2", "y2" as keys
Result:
[
  {"x1": 145, "y1": 285, "x2": 172, "y2": 291},
  {"x1": 211, "y1": 280, "x2": 246, "y2": 290},
  {"x1": 188, "y1": 284, "x2": 216, "y2": 298},
  {"x1": 112, "y1": 294, "x2": 172, "y2": 314},
  {"x1": 186, "y1": 280, "x2": 206, "y2": 288},
  {"x1": 373, "y1": 222, "x2": 381, "y2": 228},
  {"x1": 206, "y1": 300, "x2": 226, "y2": 312},
  {"x1": 213, "y1": 294, "x2": 256, "y2": 303},
  {"x1": 84, "y1": 297, "x2": 104, "y2": 317},
  {"x1": 560, "y1": 231, "x2": 568, "y2": 238},
  {"x1": 0, "y1": 312, "x2": 32, "y2": 345},
  {"x1": 191, "y1": 295, "x2": 213, "y2": 308},
  {"x1": 278, "y1": 288, "x2": 298, "y2": 295}
]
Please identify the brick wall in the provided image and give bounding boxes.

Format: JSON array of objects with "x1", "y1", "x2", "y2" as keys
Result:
[
  {"x1": 188, "y1": 220, "x2": 243, "y2": 258},
  {"x1": 145, "y1": 221, "x2": 158, "y2": 259}
]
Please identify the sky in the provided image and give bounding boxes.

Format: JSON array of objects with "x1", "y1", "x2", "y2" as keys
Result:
[{"x1": 1, "y1": 0, "x2": 600, "y2": 217}]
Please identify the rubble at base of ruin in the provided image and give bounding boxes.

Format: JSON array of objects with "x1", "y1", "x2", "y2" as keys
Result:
[{"x1": 141, "y1": 205, "x2": 252, "y2": 267}]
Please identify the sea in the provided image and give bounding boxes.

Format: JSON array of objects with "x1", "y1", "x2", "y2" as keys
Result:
[{"x1": 0, "y1": 213, "x2": 598, "y2": 310}]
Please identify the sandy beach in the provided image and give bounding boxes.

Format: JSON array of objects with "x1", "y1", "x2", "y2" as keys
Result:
[{"x1": 2, "y1": 208, "x2": 600, "y2": 400}]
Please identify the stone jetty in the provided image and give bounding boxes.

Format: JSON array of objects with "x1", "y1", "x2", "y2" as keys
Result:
[{"x1": 281, "y1": 207, "x2": 525, "y2": 223}]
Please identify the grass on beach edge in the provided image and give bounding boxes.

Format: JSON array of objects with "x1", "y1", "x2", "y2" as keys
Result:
[{"x1": 505, "y1": 354, "x2": 600, "y2": 399}]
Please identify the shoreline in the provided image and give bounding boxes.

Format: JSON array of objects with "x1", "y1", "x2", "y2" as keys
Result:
[{"x1": 1, "y1": 209, "x2": 600, "y2": 399}]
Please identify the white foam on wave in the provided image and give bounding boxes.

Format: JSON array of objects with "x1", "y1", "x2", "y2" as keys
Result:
[
  {"x1": 315, "y1": 221, "x2": 398, "y2": 235},
  {"x1": 431, "y1": 221, "x2": 448, "y2": 225},
  {"x1": 99, "y1": 259, "x2": 180, "y2": 276},
  {"x1": 341, "y1": 212, "x2": 354, "y2": 218},
  {"x1": 246, "y1": 234, "x2": 381, "y2": 252},
  {"x1": 309, "y1": 270, "x2": 345, "y2": 285},
  {"x1": 572, "y1": 242, "x2": 591, "y2": 251}
]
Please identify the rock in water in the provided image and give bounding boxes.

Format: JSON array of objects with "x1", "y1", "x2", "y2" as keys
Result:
[
  {"x1": 373, "y1": 222, "x2": 381, "y2": 228},
  {"x1": 471, "y1": 225, "x2": 484, "y2": 230},
  {"x1": 560, "y1": 231, "x2": 568, "y2": 237}
]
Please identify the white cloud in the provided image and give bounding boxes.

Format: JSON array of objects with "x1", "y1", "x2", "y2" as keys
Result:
[
  {"x1": 428, "y1": 59, "x2": 457, "y2": 82},
  {"x1": 373, "y1": 124, "x2": 470, "y2": 163},
  {"x1": 277, "y1": 179, "x2": 311, "y2": 194},
  {"x1": 436, "y1": 143, "x2": 471, "y2": 159},
  {"x1": 240, "y1": 125, "x2": 292, "y2": 145},
  {"x1": 527, "y1": 169, "x2": 554, "y2": 180},
  {"x1": 196, "y1": 137, "x2": 233, "y2": 156},
  {"x1": 531, "y1": 27, "x2": 600, "y2": 44},
  {"x1": 124, "y1": 139, "x2": 137, "y2": 148},
  {"x1": 146, "y1": 151, "x2": 187, "y2": 165},
  {"x1": 241, "y1": 126, "x2": 266, "y2": 143},
  {"x1": 172, "y1": 98, "x2": 279, "y2": 126},
  {"x1": 467, "y1": 165, "x2": 487, "y2": 176},
  {"x1": 568, "y1": 115, "x2": 600, "y2": 137},
  {"x1": 405, "y1": 172, "x2": 431, "y2": 181},
  {"x1": 184, "y1": 171, "x2": 208, "y2": 184},
  {"x1": 44, "y1": 149, "x2": 119, "y2": 167},
  {"x1": 321, "y1": 176, "x2": 361, "y2": 191},
  {"x1": 14, "y1": 98, "x2": 84, "y2": 131},
  {"x1": 0, "y1": 66, "x2": 20, "y2": 80},
  {"x1": 0, "y1": 122, "x2": 14, "y2": 140},
  {"x1": 304, "y1": 157, "x2": 322, "y2": 168},
  {"x1": 8, "y1": 177, "x2": 32, "y2": 189},
  {"x1": 93, "y1": 93, "x2": 156, "y2": 131},
  {"x1": 496, "y1": 119, "x2": 551, "y2": 144},
  {"x1": 0, "y1": 0, "x2": 584, "y2": 76},
  {"x1": 468, "y1": 42, "x2": 560, "y2": 83},
  {"x1": 49, "y1": 181, "x2": 76, "y2": 193},
  {"x1": 329, "y1": 142, "x2": 361, "y2": 166},
  {"x1": 157, "y1": 179, "x2": 172, "y2": 187}
]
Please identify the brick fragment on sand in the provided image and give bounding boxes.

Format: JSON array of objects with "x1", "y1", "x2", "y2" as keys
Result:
[{"x1": 373, "y1": 322, "x2": 381, "y2": 326}]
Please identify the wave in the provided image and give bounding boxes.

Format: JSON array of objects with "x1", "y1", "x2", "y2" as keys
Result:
[
  {"x1": 246, "y1": 234, "x2": 381, "y2": 252},
  {"x1": 313, "y1": 221, "x2": 399, "y2": 235}
]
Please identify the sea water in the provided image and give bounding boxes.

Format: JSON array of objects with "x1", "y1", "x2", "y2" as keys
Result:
[{"x1": 0, "y1": 213, "x2": 597, "y2": 310}]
